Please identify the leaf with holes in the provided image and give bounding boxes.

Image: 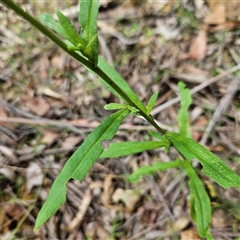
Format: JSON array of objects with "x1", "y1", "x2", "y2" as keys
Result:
[{"x1": 35, "y1": 109, "x2": 129, "y2": 229}]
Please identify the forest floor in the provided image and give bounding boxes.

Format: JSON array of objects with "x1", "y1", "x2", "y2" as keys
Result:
[{"x1": 1, "y1": 1, "x2": 240, "y2": 239}]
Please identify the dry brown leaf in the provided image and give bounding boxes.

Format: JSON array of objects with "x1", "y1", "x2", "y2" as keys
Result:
[
  {"x1": 181, "y1": 64, "x2": 208, "y2": 78},
  {"x1": 180, "y1": 227, "x2": 200, "y2": 240},
  {"x1": 21, "y1": 96, "x2": 50, "y2": 116},
  {"x1": 0, "y1": 145, "x2": 18, "y2": 163},
  {"x1": 0, "y1": 168, "x2": 16, "y2": 182},
  {"x1": 188, "y1": 29, "x2": 207, "y2": 60},
  {"x1": 101, "y1": 175, "x2": 114, "y2": 206},
  {"x1": 26, "y1": 162, "x2": 43, "y2": 192},
  {"x1": 172, "y1": 215, "x2": 190, "y2": 232},
  {"x1": 51, "y1": 54, "x2": 66, "y2": 70},
  {"x1": 112, "y1": 188, "x2": 142, "y2": 211},
  {"x1": 207, "y1": 21, "x2": 240, "y2": 32},
  {"x1": 204, "y1": 4, "x2": 226, "y2": 25},
  {"x1": 206, "y1": 0, "x2": 240, "y2": 21},
  {"x1": 60, "y1": 136, "x2": 81, "y2": 149},
  {"x1": 39, "y1": 86, "x2": 68, "y2": 102},
  {"x1": 211, "y1": 209, "x2": 229, "y2": 228},
  {"x1": 41, "y1": 130, "x2": 59, "y2": 145}
]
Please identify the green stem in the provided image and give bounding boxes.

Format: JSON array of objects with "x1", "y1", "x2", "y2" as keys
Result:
[{"x1": 1, "y1": 0, "x2": 166, "y2": 134}]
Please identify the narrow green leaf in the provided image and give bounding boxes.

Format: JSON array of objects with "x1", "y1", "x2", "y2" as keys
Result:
[
  {"x1": 177, "y1": 82, "x2": 192, "y2": 138},
  {"x1": 100, "y1": 141, "x2": 168, "y2": 158},
  {"x1": 56, "y1": 10, "x2": 83, "y2": 46},
  {"x1": 127, "y1": 106, "x2": 140, "y2": 115},
  {"x1": 39, "y1": 14, "x2": 68, "y2": 39},
  {"x1": 79, "y1": 0, "x2": 99, "y2": 66},
  {"x1": 165, "y1": 132, "x2": 240, "y2": 188},
  {"x1": 35, "y1": 109, "x2": 129, "y2": 229},
  {"x1": 147, "y1": 91, "x2": 158, "y2": 115},
  {"x1": 104, "y1": 103, "x2": 128, "y2": 111},
  {"x1": 104, "y1": 104, "x2": 139, "y2": 115},
  {"x1": 148, "y1": 130, "x2": 167, "y2": 142},
  {"x1": 98, "y1": 56, "x2": 147, "y2": 113},
  {"x1": 183, "y1": 161, "x2": 213, "y2": 239},
  {"x1": 128, "y1": 159, "x2": 181, "y2": 182},
  {"x1": 148, "y1": 130, "x2": 170, "y2": 152},
  {"x1": 39, "y1": 14, "x2": 86, "y2": 52}
]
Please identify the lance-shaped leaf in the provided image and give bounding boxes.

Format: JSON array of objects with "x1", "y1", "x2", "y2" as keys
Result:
[
  {"x1": 100, "y1": 141, "x2": 169, "y2": 158},
  {"x1": 148, "y1": 130, "x2": 170, "y2": 152},
  {"x1": 35, "y1": 109, "x2": 129, "y2": 229},
  {"x1": 177, "y1": 82, "x2": 192, "y2": 138},
  {"x1": 128, "y1": 159, "x2": 181, "y2": 182},
  {"x1": 104, "y1": 103, "x2": 140, "y2": 115},
  {"x1": 104, "y1": 103, "x2": 128, "y2": 111},
  {"x1": 80, "y1": 0, "x2": 99, "y2": 66},
  {"x1": 183, "y1": 161, "x2": 213, "y2": 239},
  {"x1": 56, "y1": 10, "x2": 84, "y2": 46},
  {"x1": 147, "y1": 91, "x2": 158, "y2": 115},
  {"x1": 165, "y1": 132, "x2": 240, "y2": 188},
  {"x1": 98, "y1": 56, "x2": 147, "y2": 113},
  {"x1": 39, "y1": 12, "x2": 86, "y2": 48},
  {"x1": 39, "y1": 14, "x2": 67, "y2": 39}
]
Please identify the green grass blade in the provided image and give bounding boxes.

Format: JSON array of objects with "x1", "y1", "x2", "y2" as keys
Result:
[
  {"x1": 100, "y1": 141, "x2": 169, "y2": 158},
  {"x1": 165, "y1": 132, "x2": 240, "y2": 188},
  {"x1": 183, "y1": 161, "x2": 213, "y2": 239},
  {"x1": 177, "y1": 82, "x2": 192, "y2": 138},
  {"x1": 56, "y1": 10, "x2": 83, "y2": 46},
  {"x1": 147, "y1": 91, "x2": 158, "y2": 115},
  {"x1": 79, "y1": 0, "x2": 99, "y2": 66},
  {"x1": 128, "y1": 159, "x2": 181, "y2": 182},
  {"x1": 35, "y1": 109, "x2": 129, "y2": 229},
  {"x1": 39, "y1": 14, "x2": 68, "y2": 39}
]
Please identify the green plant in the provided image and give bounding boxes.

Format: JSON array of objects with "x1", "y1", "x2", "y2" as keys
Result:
[{"x1": 2, "y1": 1, "x2": 240, "y2": 239}]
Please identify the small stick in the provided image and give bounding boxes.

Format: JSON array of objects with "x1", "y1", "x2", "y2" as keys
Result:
[
  {"x1": 151, "y1": 64, "x2": 240, "y2": 116},
  {"x1": 67, "y1": 190, "x2": 92, "y2": 231},
  {"x1": 200, "y1": 77, "x2": 239, "y2": 145}
]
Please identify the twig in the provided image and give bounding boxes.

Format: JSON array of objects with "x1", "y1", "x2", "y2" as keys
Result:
[
  {"x1": 200, "y1": 77, "x2": 239, "y2": 145},
  {"x1": 229, "y1": 48, "x2": 240, "y2": 65},
  {"x1": 148, "y1": 176, "x2": 174, "y2": 219},
  {"x1": 151, "y1": 64, "x2": 240, "y2": 116},
  {"x1": 0, "y1": 98, "x2": 85, "y2": 135},
  {"x1": 1, "y1": 98, "x2": 43, "y2": 120},
  {"x1": 67, "y1": 191, "x2": 92, "y2": 231},
  {"x1": 218, "y1": 133, "x2": 240, "y2": 156},
  {"x1": 171, "y1": 73, "x2": 206, "y2": 84}
]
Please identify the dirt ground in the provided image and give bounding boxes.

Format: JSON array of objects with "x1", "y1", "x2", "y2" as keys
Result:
[{"x1": 1, "y1": 1, "x2": 240, "y2": 239}]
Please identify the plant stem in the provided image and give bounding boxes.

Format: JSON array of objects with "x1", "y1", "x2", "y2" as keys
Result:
[{"x1": 1, "y1": 0, "x2": 166, "y2": 134}]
